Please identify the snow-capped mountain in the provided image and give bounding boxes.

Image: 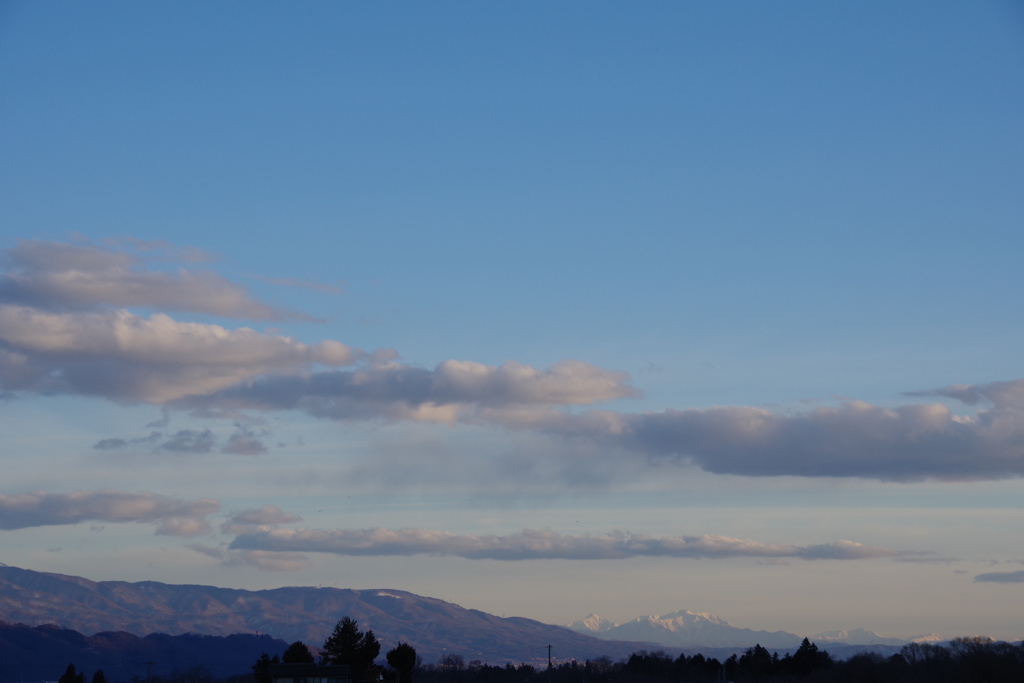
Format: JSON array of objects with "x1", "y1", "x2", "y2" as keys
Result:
[
  {"x1": 568, "y1": 610, "x2": 941, "y2": 649},
  {"x1": 568, "y1": 610, "x2": 803, "y2": 649},
  {"x1": 810, "y1": 629, "x2": 907, "y2": 646},
  {"x1": 566, "y1": 613, "x2": 617, "y2": 633}
]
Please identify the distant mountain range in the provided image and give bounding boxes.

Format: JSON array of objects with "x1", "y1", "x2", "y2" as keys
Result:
[
  {"x1": 0, "y1": 563, "x2": 949, "y2": 674},
  {"x1": 566, "y1": 610, "x2": 943, "y2": 649},
  {"x1": 0, "y1": 565, "x2": 655, "y2": 665}
]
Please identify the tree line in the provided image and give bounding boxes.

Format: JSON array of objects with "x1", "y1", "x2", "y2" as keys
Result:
[
  {"x1": 407, "y1": 637, "x2": 1024, "y2": 683},
  {"x1": 251, "y1": 618, "x2": 1024, "y2": 683},
  {"x1": 55, "y1": 620, "x2": 1024, "y2": 683}
]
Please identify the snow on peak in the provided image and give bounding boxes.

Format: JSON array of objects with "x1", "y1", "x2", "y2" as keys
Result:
[{"x1": 566, "y1": 613, "x2": 617, "y2": 633}]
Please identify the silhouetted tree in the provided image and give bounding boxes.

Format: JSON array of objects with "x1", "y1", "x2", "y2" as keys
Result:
[
  {"x1": 737, "y1": 644, "x2": 773, "y2": 680},
  {"x1": 283, "y1": 641, "x2": 316, "y2": 664},
  {"x1": 438, "y1": 654, "x2": 464, "y2": 681},
  {"x1": 724, "y1": 654, "x2": 739, "y2": 681},
  {"x1": 92, "y1": 670, "x2": 107, "y2": 683},
  {"x1": 59, "y1": 664, "x2": 86, "y2": 683},
  {"x1": 322, "y1": 617, "x2": 381, "y2": 681},
  {"x1": 387, "y1": 643, "x2": 418, "y2": 683},
  {"x1": 788, "y1": 638, "x2": 831, "y2": 677},
  {"x1": 252, "y1": 653, "x2": 280, "y2": 683}
]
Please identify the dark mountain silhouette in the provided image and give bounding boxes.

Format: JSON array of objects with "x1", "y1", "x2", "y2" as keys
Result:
[
  {"x1": 0, "y1": 621, "x2": 288, "y2": 682},
  {"x1": 0, "y1": 565, "x2": 657, "y2": 665}
]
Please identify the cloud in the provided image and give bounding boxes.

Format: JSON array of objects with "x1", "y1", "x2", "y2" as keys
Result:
[
  {"x1": 0, "y1": 240, "x2": 309, "y2": 320},
  {"x1": 0, "y1": 305, "x2": 358, "y2": 402},
  {"x1": 893, "y1": 556, "x2": 962, "y2": 564},
  {"x1": 7, "y1": 238, "x2": 1024, "y2": 483},
  {"x1": 93, "y1": 431, "x2": 163, "y2": 450},
  {"x1": 220, "y1": 504, "x2": 302, "y2": 534},
  {"x1": 156, "y1": 517, "x2": 215, "y2": 537},
  {"x1": 180, "y1": 359, "x2": 638, "y2": 423},
  {"x1": 228, "y1": 527, "x2": 906, "y2": 561},
  {"x1": 491, "y1": 383, "x2": 1024, "y2": 481},
  {"x1": 221, "y1": 423, "x2": 269, "y2": 455},
  {"x1": 190, "y1": 543, "x2": 312, "y2": 571},
  {"x1": 0, "y1": 490, "x2": 219, "y2": 536},
  {"x1": 226, "y1": 504, "x2": 303, "y2": 526},
  {"x1": 0, "y1": 241, "x2": 633, "y2": 415},
  {"x1": 974, "y1": 570, "x2": 1024, "y2": 583},
  {"x1": 159, "y1": 429, "x2": 216, "y2": 453},
  {"x1": 93, "y1": 437, "x2": 128, "y2": 450},
  {"x1": 906, "y1": 379, "x2": 1024, "y2": 407}
]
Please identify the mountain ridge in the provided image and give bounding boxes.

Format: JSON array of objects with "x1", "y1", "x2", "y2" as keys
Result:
[
  {"x1": 566, "y1": 610, "x2": 942, "y2": 648},
  {"x1": 0, "y1": 564, "x2": 944, "y2": 661},
  {"x1": 0, "y1": 565, "x2": 656, "y2": 664}
]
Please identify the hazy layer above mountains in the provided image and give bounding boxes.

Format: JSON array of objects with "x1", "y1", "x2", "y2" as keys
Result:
[{"x1": 566, "y1": 611, "x2": 943, "y2": 649}]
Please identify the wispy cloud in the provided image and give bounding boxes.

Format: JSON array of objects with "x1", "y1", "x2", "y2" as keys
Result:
[
  {"x1": 221, "y1": 425, "x2": 268, "y2": 455},
  {"x1": 0, "y1": 490, "x2": 219, "y2": 537},
  {"x1": 228, "y1": 527, "x2": 908, "y2": 561},
  {"x1": 190, "y1": 543, "x2": 312, "y2": 571},
  {"x1": 181, "y1": 359, "x2": 639, "y2": 423},
  {"x1": 159, "y1": 429, "x2": 217, "y2": 453},
  {"x1": 974, "y1": 570, "x2": 1024, "y2": 583},
  {"x1": 220, "y1": 504, "x2": 303, "y2": 534},
  {"x1": 93, "y1": 431, "x2": 163, "y2": 450},
  {"x1": 0, "y1": 239, "x2": 308, "y2": 320}
]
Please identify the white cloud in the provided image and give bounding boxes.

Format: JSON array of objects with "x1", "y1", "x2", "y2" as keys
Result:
[
  {"x1": 0, "y1": 240, "x2": 636, "y2": 414},
  {"x1": 6, "y1": 237, "x2": 1024, "y2": 483},
  {"x1": 0, "y1": 239, "x2": 308, "y2": 320},
  {"x1": 0, "y1": 305, "x2": 358, "y2": 402},
  {"x1": 0, "y1": 490, "x2": 219, "y2": 537},
  {"x1": 433, "y1": 359, "x2": 639, "y2": 406},
  {"x1": 228, "y1": 527, "x2": 906, "y2": 561}
]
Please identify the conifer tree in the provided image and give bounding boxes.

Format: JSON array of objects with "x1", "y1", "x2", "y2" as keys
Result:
[{"x1": 321, "y1": 617, "x2": 381, "y2": 681}]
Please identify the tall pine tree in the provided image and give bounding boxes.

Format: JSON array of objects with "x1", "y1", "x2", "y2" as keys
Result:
[{"x1": 321, "y1": 617, "x2": 381, "y2": 681}]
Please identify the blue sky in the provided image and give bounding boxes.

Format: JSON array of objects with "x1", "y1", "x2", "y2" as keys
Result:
[{"x1": 1, "y1": 1, "x2": 1023, "y2": 642}]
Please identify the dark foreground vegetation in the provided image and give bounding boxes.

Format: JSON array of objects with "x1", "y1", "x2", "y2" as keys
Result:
[
  {"x1": 23, "y1": 616, "x2": 1024, "y2": 683},
  {"x1": 409, "y1": 637, "x2": 1024, "y2": 683},
  {"x1": 0, "y1": 622, "x2": 286, "y2": 683}
]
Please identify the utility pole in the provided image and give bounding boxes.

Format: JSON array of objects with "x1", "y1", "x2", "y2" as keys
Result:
[
  {"x1": 547, "y1": 644, "x2": 553, "y2": 683},
  {"x1": 144, "y1": 662, "x2": 155, "y2": 682}
]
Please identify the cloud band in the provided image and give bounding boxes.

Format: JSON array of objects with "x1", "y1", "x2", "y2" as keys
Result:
[{"x1": 228, "y1": 527, "x2": 905, "y2": 562}]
